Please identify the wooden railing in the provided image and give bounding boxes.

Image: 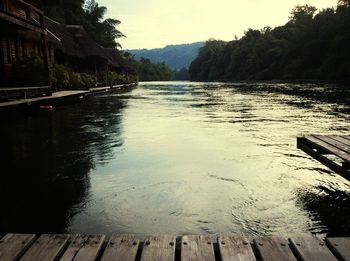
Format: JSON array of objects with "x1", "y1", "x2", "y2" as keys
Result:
[{"x1": 6, "y1": 0, "x2": 44, "y2": 27}]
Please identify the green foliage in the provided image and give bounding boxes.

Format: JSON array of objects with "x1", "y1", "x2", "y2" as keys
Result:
[
  {"x1": 80, "y1": 73, "x2": 96, "y2": 88},
  {"x1": 50, "y1": 64, "x2": 97, "y2": 89},
  {"x1": 43, "y1": 0, "x2": 124, "y2": 48},
  {"x1": 189, "y1": 4, "x2": 350, "y2": 83},
  {"x1": 175, "y1": 68, "x2": 190, "y2": 80},
  {"x1": 51, "y1": 64, "x2": 70, "y2": 90},
  {"x1": 129, "y1": 58, "x2": 175, "y2": 81},
  {"x1": 104, "y1": 72, "x2": 138, "y2": 86},
  {"x1": 12, "y1": 53, "x2": 46, "y2": 86},
  {"x1": 69, "y1": 72, "x2": 83, "y2": 89}
]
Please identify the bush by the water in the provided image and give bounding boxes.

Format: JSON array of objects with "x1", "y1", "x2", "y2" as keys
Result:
[
  {"x1": 12, "y1": 53, "x2": 47, "y2": 86},
  {"x1": 50, "y1": 64, "x2": 97, "y2": 90}
]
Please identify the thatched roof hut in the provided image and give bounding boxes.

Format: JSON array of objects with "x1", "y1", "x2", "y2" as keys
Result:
[
  {"x1": 44, "y1": 17, "x2": 135, "y2": 76},
  {"x1": 45, "y1": 18, "x2": 108, "y2": 60}
]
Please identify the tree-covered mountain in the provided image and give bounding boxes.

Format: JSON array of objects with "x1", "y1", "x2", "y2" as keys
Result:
[
  {"x1": 189, "y1": 2, "x2": 350, "y2": 84},
  {"x1": 127, "y1": 42, "x2": 205, "y2": 70}
]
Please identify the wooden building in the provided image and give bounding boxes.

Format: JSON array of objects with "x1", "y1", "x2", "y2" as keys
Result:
[
  {"x1": 45, "y1": 18, "x2": 135, "y2": 84},
  {"x1": 0, "y1": 1, "x2": 135, "y2": 90},
  {"x1": 0, "y1": 0, "x2": 58, "y2": 86}
]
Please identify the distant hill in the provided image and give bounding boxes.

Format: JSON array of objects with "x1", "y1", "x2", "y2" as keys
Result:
[{"x1": 127, "y1": 42, "x2": 205, "y2": 70}]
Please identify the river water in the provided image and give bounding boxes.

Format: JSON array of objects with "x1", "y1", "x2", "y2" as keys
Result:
[{"x1": 0, "y1": 82, "x2": 349, "y2": 238}]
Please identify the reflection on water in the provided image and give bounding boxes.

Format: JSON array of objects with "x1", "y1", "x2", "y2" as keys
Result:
[
  {"x1": 0, "y1": 96, "x2": 126, "y2": 233},
  {"x1": 297, "y1": 184, "x2": 350, "y2": 237},
  {"x1": 0, "y1": 82, "x2": 349, "y2": 238}
]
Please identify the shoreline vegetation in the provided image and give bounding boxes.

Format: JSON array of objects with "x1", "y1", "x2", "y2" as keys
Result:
[
  {"x1": 189, "y1": 1, "x2": 350, "y2": 85},
  {"x1": 43, "y1": 0, "x2": 176, "y2": 83}
]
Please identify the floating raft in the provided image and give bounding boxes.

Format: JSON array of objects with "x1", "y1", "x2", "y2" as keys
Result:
[
  {"x1": 297, "y1": 135, "x2": 350, "y2": 178},
  {"x1": 0, "y1": 234, "x2": 350, "y2": 260}
]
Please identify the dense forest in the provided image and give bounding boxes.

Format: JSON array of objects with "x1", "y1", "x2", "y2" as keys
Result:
[
  {"x1": 189, "y1": 1, "x2": 350, "y2": 83},
  {"x1": 125, "y1": 56, "x2": 175, "y2": 81}
]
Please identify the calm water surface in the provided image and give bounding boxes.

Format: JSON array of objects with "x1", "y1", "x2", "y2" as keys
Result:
[{"x1": 1, "y1": 82, "x2": 350, "y2": 238}]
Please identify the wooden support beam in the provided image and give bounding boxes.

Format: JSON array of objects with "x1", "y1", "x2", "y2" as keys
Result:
[{"x1": 0, "y1": 10, "x2": 46, "y2": 34}]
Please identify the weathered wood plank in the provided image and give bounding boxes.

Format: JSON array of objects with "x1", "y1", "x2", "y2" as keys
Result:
[
  {"x1": 0, "y1": 12, "x2": 46, "y2": 34},
  {"x1": 329, "y1": 136, "x2": 350, "y2": 147},
  {"x1": 314, "y1": 135, "x2": 350, "y2": 154},
  {"x1": 326, "y1": 237, "x2": 350, "y2": 261},
  {"x1": 20, "y1": 234, "x2": 70, "y2": 261},
  {"x1": 60, "y1": 234, "x2": 105, "y2": 261},
  {"x1": 343, "y1": 136, "x2": 350, "y2": 142},
  {"x1": 181, "y1": 235, "x2": 215, "y2": 261},
  {"x1": 305, "y1": 135, "x2": 350, "y2": 162},
  {"x1": 289, "y1": 236, "x2": 337, "y2": 261},
  {"x1": 0, "y1": 234, "x2": 36, "y2": 261},
  {"x1": 254, "y1": 237, "x2": 296, "y2": 261},
  {"x1": 140, "y1": 235, "x2": 176, "y2": 261},
  {"x1": 297, "y1": 137, "x2": 350, "y2": 177},
  {"x1": 218, "y1": 236, "x2": 256, "y2": 261},
  {"x1": 101, "y1": 234, "x2": 139, "y2": 261}
]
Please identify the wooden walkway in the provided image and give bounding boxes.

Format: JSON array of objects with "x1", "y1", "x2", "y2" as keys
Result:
[
  {"x1": 0, "y1": 234, "x2": 349, "y2": 261},
  {"x1": 0, "y1": 84, "x2": 136, "y2": 110},
  {"x1": 0, "y1": 86, "x2": 52, "y2": 100},
  {"x1": 297, "y1": 135, "x2": 350, "y2": 178}
]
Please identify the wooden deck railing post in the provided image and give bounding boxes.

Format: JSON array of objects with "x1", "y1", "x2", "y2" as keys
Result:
[{"x1": 25, "y1": 5, "x2": 30, "y2": 20}]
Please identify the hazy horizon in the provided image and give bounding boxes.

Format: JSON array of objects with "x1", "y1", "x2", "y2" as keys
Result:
[{"x1": 98, "y1": 0, "x2": 337, "y2": 50}]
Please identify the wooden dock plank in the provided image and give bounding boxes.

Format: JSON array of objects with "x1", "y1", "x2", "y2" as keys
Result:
[
  {"x1": 289, "y1": 236, "x2": 337, "y2": 261},
  {"x1": 297, "y1": 136, "x2": 350, "y2": 176},
  {"x1": 305, "y1": 135, "x2": 350, "y2": 162},
  {"x1": 101, "y1": 234, "x2": 139, "y2": 261},
  {"x1": 326, "y1": 237, "x2": 350, "y2": 261},
  {"x1": 343, "y1": 136, "x2": 350, "y2": 141},
  {"x1": 181, "y1": 235, "x2": 215, "y2": 261},
  {"x1": 218, "y1": 236, "x2": 256, "y2": 261},
  {"x1": 60, "y1": 234, "x2": 105, "y2": 261},
  {"x1": 0, "y1": 234, "x2": 36, "y2": 261},
  {"x1": 314, "y1": 135, "x2": 350, "y2": 154},
  {"x1": 20, "y1": 234, "x2": 70, "y2": 261},
  {"x1": 254, "y1": 237, "x2": 296, "y2": 261},
  {"x1": 329, "y1": 136, "x2": 350, "y2": 147},
  {"x1": 140, "y1": 235, "x2": 176, "y2": 261}
]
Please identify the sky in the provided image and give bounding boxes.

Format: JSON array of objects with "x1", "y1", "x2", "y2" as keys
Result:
[{"x1": 98, "y1": 0, "x2": 337, "y2": 50}]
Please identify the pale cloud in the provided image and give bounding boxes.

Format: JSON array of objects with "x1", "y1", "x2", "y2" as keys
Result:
[{"x1": 98, "y1": 0, "x2": 337, "y2": 49}]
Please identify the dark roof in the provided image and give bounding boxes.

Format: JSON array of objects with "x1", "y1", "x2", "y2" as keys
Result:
[
  {"x1": 44, "y1": 17, "x2": 107, "y2": 60},
  {"x1": 66, "y1": 25, "x2": 108, "y2": 59},
  {"x1": 45, "y1": 17, "x2": 82, "y2": 58}
]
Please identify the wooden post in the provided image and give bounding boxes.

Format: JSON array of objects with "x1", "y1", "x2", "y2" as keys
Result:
[
  {"x1": 40, "y1": 14, "x2": 51, "y2": 87},
  {"x1": 25, "y1": 6, "x2": 31, "y2": 20},
  {"x1": 0, "y1": 36, "x2": 4, "y2": 85}
]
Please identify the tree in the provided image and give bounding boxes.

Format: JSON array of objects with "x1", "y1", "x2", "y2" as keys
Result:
[
  {"x1": 290, "y1": 5, "x2": 317, "y2": 24},
  {"x1": 338, "y1": 0, "x2": 350, "y2": 6},
  {"x1": 43, "y1": 0, "x2": 124, "y2": 48},
  {"x1": 189, "y1": 3, "x2": 350, "y2": 83},
  {"x1": 83, "y1": 0, "x2": 125, "y2": 48}
]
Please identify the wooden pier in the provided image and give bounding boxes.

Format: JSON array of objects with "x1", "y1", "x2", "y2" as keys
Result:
[
  {"x1": 0, "y1": 84, "x2": 136, "y2": 111},
  {"x1": 0, "y1": 234, "x2": 349, "y2": 261},
  {"x1": 297, "y1": 135, "x2": 350, "y2": 178}
]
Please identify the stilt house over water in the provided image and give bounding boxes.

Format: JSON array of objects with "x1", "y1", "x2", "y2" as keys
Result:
[
  {"x1": 0, "y1": 0, "x2": 57, "y2": 86},
  {"x1": 0, "y1": 0, "x2": 135, "y2": 92}
]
